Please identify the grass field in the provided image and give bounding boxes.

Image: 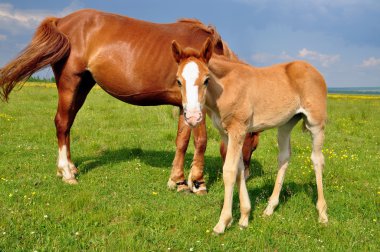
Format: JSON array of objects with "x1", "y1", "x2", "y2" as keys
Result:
[{"x1": 0, "y1": 84, "x2": 379, "y2": 251}]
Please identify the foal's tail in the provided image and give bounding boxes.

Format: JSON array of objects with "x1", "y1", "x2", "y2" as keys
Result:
[{"x1": 0, "y1": 17, "x2": 70, "y2": 101}]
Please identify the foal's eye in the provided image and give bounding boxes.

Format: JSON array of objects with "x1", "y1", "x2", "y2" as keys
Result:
[
  {"x1": 177, "y1": 79, "x2": 182, "y2": 87},
  {"x1": 204, "y1": 78, "x2": 210, "y2": 86}
]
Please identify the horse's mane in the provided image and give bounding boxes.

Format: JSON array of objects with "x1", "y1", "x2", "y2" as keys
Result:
[{"x1": 177, "y1": 18, "x2": 240, "y2": 62}]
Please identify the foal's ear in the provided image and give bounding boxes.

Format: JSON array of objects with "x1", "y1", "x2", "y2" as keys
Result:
[
  {"x1": 200, "y1": 38, "x2": 213, "y2": 63},
  {"x1": 171, "y1": 40, "x2": 182, "y2": 63}
]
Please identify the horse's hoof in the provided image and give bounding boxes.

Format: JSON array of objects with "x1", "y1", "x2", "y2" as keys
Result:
[
  {"x1": 62, "y1": 177, "x2": 78, "y2": 185},
  {"x1": 177, "y1": 185, "x2": 191, "y2": 193},
  {"x1": 188, "y1": 180, "x2": 207, "y2": 195},
  {"x1": 244, "y1": 168, "x2": 251, "y2": 180},
  {"x1": 194, "y1": 189, "x2": 207, "y2": 195},
  {"x1": 167, "y1": 179, "x2": 177, "y2": 190},
  {"x1": 56, "y1": 169, "x2": 63, "y2": 178},
  {"x1": 70, "y1": 166, "x2": 79, "y2": 175}
]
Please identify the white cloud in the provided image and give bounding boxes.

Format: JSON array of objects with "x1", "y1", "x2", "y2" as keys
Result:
[
  {"x1": 0, "y1": 3, "x2": 50, "y2": 29},
  {"x1": 360, "y1": 57, "x2": 380, "y2": 68},
  {"x1": 0, "y1": 1, "x2": 83, "y2": 32},
  {"x1": 298, "y1": 48, "x2": 340, "y2": 67},
  {"x1": 0, "y1": 34, "x2": 6, "y2": 41},
  {"x1": 251, "y1": 49, "x2": 339, "y2": 67},
  {"x1": 235, "y1": 0, "x2": 377, "y2": 8}
]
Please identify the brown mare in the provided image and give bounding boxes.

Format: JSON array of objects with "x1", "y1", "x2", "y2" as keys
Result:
[
  {"x1": 0, "y1": 9, "x2": 258, "y2": 193},
  {"x1": 172, "y1": 39, "x2": 328, "y2": 234}
]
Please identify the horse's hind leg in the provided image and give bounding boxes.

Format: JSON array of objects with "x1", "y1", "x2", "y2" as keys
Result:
[
  {"x1": 167, "y1": 108, "x2": 191, "y2": 192},
  {"x1": 54, "y1": 69, "x2": 95, "y2": 184},
  {"x1": 263, "y1": 116, "x2": 300, "y2": 216},
  {"x1": 307, "y1": 123, "x2": 328, "y2": 223}
]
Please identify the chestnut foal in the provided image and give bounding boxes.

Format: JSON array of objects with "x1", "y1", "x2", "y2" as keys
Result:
[
  {"x1": 172, "y1": 38, "x2": 328, "y2": 234},
  {"x1": 0, "y1": 9, "x2": 258, "y2": 193}
]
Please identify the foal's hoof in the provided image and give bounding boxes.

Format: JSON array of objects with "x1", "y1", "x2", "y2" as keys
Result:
[
  {"x1": 213, "y1": 224, "x2": 225, "y2": 235},
  {"x1": 62, "y1": 177, "x2": 78, "y2": 185},
  {"x1": 213, "y1": 219, "x2": 232, "y2": 235},
  {"x1": 318, "y1": 212, "x2": 329, "y2": 224},
  {"x1": 263, "y1": 207, "x2": 274, "y2": 217},
  {"x1": 238, "y1": 217, "x2": 249, "y2": 229}
]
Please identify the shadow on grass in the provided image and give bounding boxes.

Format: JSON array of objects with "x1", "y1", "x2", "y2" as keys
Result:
[
  {"x1": 76, "y1": 147, "x2": 319, "y2": 219},
  {"x1": 75, "y1": 147, "x2": 264, "y2": 188},
  {"x1": 229, "y1": 180, "x2": 318, "y2": 221}
]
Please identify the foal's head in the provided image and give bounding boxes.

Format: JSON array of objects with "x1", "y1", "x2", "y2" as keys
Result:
[{"x1": 171, "y1": 38, "x2": 213, "y2": 127}]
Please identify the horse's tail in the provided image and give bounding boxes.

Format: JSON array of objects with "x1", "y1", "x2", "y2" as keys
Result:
[{"x1": 0, "y1": 17, "x2": 70, "y2": 102}]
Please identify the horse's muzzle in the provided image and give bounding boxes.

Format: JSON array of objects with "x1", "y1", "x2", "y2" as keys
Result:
[{"x1": 184, "y1": 109, "x2": 203, "y2": 127}]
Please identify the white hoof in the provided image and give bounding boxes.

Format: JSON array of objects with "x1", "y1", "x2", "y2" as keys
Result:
[
  {"x1": 316, "y1": 201, "x2": 328, "y2": 224},
  {"x1": 319, "y1": 215, "x2": 328, "y2": 224},
  {"x1": 213, "y1": 222, "x2": 226, "y2": 235},
  {"x1": 62, "y1": 177, "x2": 78, "y2": 185},
  {"x1": 263, "y1": 204, "x2": 275, "y2": 216},
  {"x1": 238, "y1": 216, "x2": 249, "y2": 229},
  {"x1": 167, "y1": 178, "x2": 177, "y2": 190}
]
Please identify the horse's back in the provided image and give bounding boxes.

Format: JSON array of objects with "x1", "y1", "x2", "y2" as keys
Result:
[{"x1": 54, "y1": 9, "x2": 217, "y2": 105}]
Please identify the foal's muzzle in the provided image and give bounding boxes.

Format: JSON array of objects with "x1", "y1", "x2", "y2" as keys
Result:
[{"x1": 184, "y1": 108, "x2": 203, "y2": 128}]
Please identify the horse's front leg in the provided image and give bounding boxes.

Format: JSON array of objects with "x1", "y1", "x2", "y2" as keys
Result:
[
  {"x1": 167, "y1": 108, "x2": 191, "y2": 192},
  {"x1": 213, "y1": 130, "x2": 248, "y2": 234},
  {"x1": 187, "y1": 110, "x2": 207, "y2": 194}
]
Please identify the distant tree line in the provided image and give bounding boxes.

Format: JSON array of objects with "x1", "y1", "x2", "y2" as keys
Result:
[{"x1": 28, "y1": 76, "x2": 55, "y2": 82}]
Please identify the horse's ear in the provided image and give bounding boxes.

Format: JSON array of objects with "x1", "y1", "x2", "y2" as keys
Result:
[
  {"x1": 171, "y1": 40, "x2": 182, "y2": 63},
  {"x1": 201, "y1": 38, "x2": 213, "y2": 63}
]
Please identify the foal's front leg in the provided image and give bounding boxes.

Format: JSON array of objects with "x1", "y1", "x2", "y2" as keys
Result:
[
  {"x1": 220, "y1": 132, "x2": 260, "y2": 179},
  {"x1": 213, "y1": 130, "x2": 249, "y2": 234}
]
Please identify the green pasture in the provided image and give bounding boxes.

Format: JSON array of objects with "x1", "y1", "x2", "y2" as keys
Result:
[{"x1": 0, "y1": 84, "x2": 379, "y2": 251}]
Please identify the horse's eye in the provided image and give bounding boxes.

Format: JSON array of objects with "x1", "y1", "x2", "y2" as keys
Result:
[
  {"x1": 177, "y1": 79, "x2": 182, "y2": 87},
  {"x1": 204, "y1": 78, "x2": 209, "y2": 86}
]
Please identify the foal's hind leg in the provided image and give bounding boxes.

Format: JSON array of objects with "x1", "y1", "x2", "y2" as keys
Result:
[
  {"x1": 168, "y1": 108, "x2": 191, "y2": 192},
  {"x1": 308, "y1": 124, "x2": 328, "y2": 223},
  {"x1": 237, "y1": 153, "x2": 251, "y2": 228},
  {"x1": 263, "y1": 116, "x2": 300, "y2": 216},
  {"x1": 55, "y1": 69, "x2": 95, "y2": 184}
]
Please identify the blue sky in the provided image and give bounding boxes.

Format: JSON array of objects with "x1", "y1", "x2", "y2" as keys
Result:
[{"x1": 0, "y1": 0, "x2": 379, "y2": 87}]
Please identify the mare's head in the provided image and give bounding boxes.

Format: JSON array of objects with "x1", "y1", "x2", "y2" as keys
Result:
[{"x1": 171, "y1": 38, "x2": 213, "y2": 127}]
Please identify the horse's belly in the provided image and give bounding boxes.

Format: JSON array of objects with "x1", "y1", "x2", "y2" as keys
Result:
[
  {"x1": 250, "y1": 112, "x2": 297, "y2": 132},
  {"x1": 97, "y1": 83, "x2": 182, "y2": 106}
]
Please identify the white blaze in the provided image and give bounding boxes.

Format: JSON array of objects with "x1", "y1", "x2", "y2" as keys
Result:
[{"x1": 182, "y1": 61, "x2": 200, "y2": 110}]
